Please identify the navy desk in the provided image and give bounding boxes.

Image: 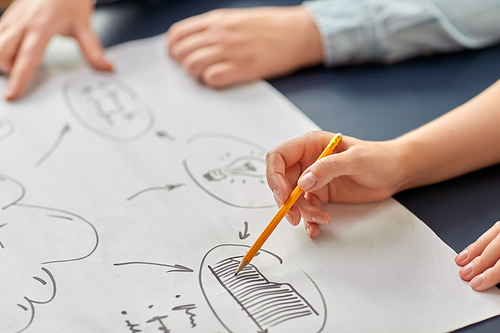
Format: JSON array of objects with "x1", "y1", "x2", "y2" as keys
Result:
[{"x1": 92, "y1": 0, "x2": 500, "y2": 332}]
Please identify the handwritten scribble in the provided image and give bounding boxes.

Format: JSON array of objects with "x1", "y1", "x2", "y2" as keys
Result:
[
  {"x1": 126, "y1": 184, "x2": 185, "y2": 201},
  {"x1": 184, "y1": 133, "x2": 274, "y2": 209},
  {"x1": 114, "y1": 261, "x2": 193, "y2": 273},
  {"x1": 35, "y1": 124, "x2": 71, "y2": 167},
  {"x1": 62, "y1": 72, "x2": 154, "y2": 142},
  {"x1": 0, "y1": 117, "x2": 15, "y2": 142},
  {"x1": 199, "y1": 244, "x2": 325, "y2": 333},
  {"x1": 172, "y1": 304, "x2": 197, "y2": 328}
]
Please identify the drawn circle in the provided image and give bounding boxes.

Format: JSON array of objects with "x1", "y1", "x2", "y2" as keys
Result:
[
  {"x1": 199, "y1": 244, "x2": 326, "y2": 333},
  {"x1": 183, "y1": 133, "x2": 274, "y2": 208},
  {"x1": 0, "y1": 117, "x2": 15, "y2": 142},
  {"x1": 62, "y1": 72, "x2": 154, "y2": 142}
]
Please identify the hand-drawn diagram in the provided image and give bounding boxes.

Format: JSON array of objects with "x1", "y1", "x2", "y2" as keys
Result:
[
  {"x1": 126, "y1": 183, "x2": 185, "y2": 201},
  {"x1": 183, "y1": 133, "x2": 274, "y2": 208},
  {"x1": 199, "y1": 244, "x2": 326, "y2": 333},
  {"x1": 62, "y1": 72, "x2": 154, "y2": 142},
  {"x1": 0, "y1": 173, "x2": 98, "y2": 333},
  {"x1": 35, "y1": 123, "x2": 71, "y2": 167},
  {"x1": 0, "y1": 117, "x2": 15, "y2": 142}
]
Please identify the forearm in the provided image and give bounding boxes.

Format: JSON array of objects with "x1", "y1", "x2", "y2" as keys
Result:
[
  {"x1": 303, "y1": 0, "x2": 500, "y2": 66},
  {"x1": 395, "y1": 79, "x2": 500, "y2": 191}
]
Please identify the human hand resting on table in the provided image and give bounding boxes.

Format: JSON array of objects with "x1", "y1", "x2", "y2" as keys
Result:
[
  {"x1": 0, "y1": 0, "x2": 113, "y2": 100},
  {"x1": 265, "y1": 130, "x2": 407, "y2": 240},
  {"x1": 167, "y1": 6, "x2": 323, "y2": 88},
  {"x1": 455, "y1": 222, "x2": 500, "y2": 291}
]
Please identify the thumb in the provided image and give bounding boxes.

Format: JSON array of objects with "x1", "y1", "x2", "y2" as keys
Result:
[
  {"x1": 297, "y1": 152, "x2": 354, "y2": 192},
  {"x1": 75, "y1": 27, "x2": 113, "y2": 72}
]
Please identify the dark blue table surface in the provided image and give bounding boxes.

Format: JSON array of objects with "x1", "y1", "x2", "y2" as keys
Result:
[{"x1": 45, "y1": 0, "x2": 500, "y2": 331}]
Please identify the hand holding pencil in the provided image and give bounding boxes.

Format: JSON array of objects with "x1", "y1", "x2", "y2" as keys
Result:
[{"x1": 264, "y1": 130, "x2": 406, "y2": 239}]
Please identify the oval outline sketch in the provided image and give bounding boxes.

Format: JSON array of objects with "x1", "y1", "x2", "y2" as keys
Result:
[
  {"x1": 62, "y1": 72, "x2": 155, "y2": 142},
  {"x1": 199, "y1": 244, "x2": 327, "y2": 333}
]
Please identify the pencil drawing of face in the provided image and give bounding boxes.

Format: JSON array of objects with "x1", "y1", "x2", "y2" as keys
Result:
[
  {"x1": 183, "y1": 133, "x2": 274, "y2": 208},
  {"x1": 62, "y1": 72, "x2": 154, "y2": 142},
  {"x1": 0, "y1": 174, "x2": 98, "y2": 333}
]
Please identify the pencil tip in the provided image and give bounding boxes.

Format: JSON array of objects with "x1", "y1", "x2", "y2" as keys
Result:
[{"x1": 235, "y1": 259, "x2": 249, "y2": 275}]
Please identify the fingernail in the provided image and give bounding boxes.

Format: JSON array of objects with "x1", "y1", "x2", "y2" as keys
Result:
[
  {"x1": 460, "y1": 262, "x2": 473, "y2": 277},
  {"x1": 273, "y1": 189, "x2": 282, "y2": 204},
  {"x1": 312, "y1": 215, "x2": 327, "y2": 225},
  {"x1": 5, "y1": 85, "x2": 15, "y2": 100},
  {"x1": 285, "y1": 212, "x2": 295, "y2": 226},
  {"x1": 470, "y1": 273, "x2": 484, "y2": 289},
  {"x1": 298, "y1": 172, "x2": 317, "y2": 191},
  {"x1": 456, "y1": 249, "x2": 468, "y2": 262},
  {"x1": 306, "y1": 225, "x2": 312, "y2": 238}
]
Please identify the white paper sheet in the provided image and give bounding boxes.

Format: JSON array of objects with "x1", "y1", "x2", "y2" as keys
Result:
[{"x1": 1, "y1": 34, "x2": 500, "y2": 333}]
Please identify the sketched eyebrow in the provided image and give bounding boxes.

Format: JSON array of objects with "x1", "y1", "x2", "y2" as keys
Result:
[
  {"x1": 17, "y1": 304, "x2": 28, "y2": 311},
  {"x1": 0, "y1": 222, "x2": 7, "y2": 228},
  {"x1": 33, "y1": 276, "x2": 47, "y2": 286}
]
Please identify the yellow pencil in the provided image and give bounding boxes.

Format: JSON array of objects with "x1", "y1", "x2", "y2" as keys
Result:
[{"x1": 235, "y1": 133, "x2": 343, "y2": 275}]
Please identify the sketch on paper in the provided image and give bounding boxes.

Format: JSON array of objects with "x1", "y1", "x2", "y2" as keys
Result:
[
  {"x1": 199, "y1": 244, "x2": 327, "y2": 333},
  {"x1": 0, "y1": 174, "x2": 98, "y2": 333},
  {"x1": 62, "y1": 72, "x2": 155, "y2": 142},
  {"x1": 126, "y1": 183, "x2": 185, "y2": 201},
  {"x1": 35, "y1": 123, "x2": 71, "y2": 167},
  {"x1": 183, "y1": 133, "x2": 274, "y2": 209},
  {"x1": 114, "y1": 261, "x2": 193, "y2": 273},
  {"x1": 120, "y1": 297, "x2": 197, "y2": 332},
  {"x1": 0, "y1": 117, "x2": 15, "y2": 142},
  {"x1": 156, "y1": 130, "x2": 176, "y2": 142}
]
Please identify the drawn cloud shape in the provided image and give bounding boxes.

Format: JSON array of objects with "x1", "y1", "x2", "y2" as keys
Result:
[
  {"x1": 183, "y1": 133, "x2": 274, "y2": 208},
  {"x1": 62, "y1": 72, "x2": 154, "y2": 142},
  {"x1": 0, "y1": 174, "x2": 98, "y2": 333},
  {"x1": 199, "y1": 244, "x2": 326, "y2": 333}
]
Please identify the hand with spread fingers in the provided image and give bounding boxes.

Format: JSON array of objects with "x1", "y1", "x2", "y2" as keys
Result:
[
  {"x1": 167, "y1": 6, "x2": 323, "y2": 89},
  {"x1": 456, "y1": 222, "x2": 500, "y2": 291},
  {"x1": 0, "y1": 0, "x2": 113, "y2": 100}
]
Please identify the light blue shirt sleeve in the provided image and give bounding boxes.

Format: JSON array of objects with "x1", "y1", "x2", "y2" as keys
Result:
[{"x1": 303, "y1": 0, "x2": 500, "y2": 66}]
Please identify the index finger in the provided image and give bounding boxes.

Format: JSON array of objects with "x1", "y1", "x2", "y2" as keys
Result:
[
  {"x1": 5, "y1": 31, "x2": 50, "y2": 100},
  {"x1": 265, "y1": 130, "x2": 334, "y2": 202}
]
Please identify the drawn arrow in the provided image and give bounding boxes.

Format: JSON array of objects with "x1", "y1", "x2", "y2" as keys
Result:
[
  {"x1": 127, "y1": 183, "x2": 185, "y2": 201},
  {"x1": 114, "y1": 261, "x2": 194, "y2": 273},
  {"x1": 239, "y1": 221, "x2": 250, "y2": 240},
  {"x1": 36, "y1": 123, "x2": 71, "y2": 167}
]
